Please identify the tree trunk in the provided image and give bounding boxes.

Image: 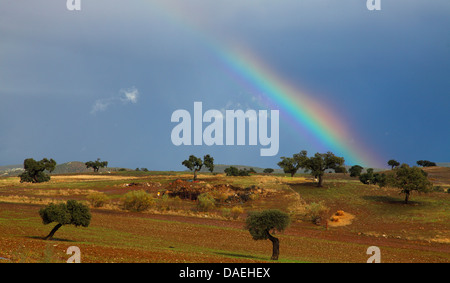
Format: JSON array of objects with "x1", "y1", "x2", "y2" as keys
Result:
[
  {"x1": 44, "y1": 223, "x2": 62, "y2": 240},
  {"x1": 266, "y1": 230, "x2": 280, "y2": 260},
  {"x1": 193, "y1": 169, "x2": 198, "y2": 181},
  {"x1": 404, "y1": 190, "x2": 410, "y2": 204},
  {"x1": 317, "y1": 175, "x2": 324, "y2": 187},
  {"x1": 290, "y1": 172, "x2": 295, "y2": 178}
]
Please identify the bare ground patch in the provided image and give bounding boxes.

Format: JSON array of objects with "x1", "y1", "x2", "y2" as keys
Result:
[{"x1": 328, "y1": 211, "x2": 356, "y2": 227}]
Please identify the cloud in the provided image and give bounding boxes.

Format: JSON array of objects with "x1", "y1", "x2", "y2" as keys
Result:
[
  {"x1": 91, "y1": 87, "x2": 139, "y2": 114},
  {"x1": 120, "y1": 87, "x2": 139, "y2": 104},
  {"x1": 90, "y1": 98, "x2": 113, "y2": 114}
]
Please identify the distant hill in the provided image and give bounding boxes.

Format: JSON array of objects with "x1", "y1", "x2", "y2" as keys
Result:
[
  {"x1": 51, "y1": 161, "x2": 96, "y2": 174},
  {"x1": 0, "y1": 164, "x2": 24, "y2": 177},
  {"x1": 199, "y1": 164, "x2": 284, "y2": 174},
  {"x1": 51, "y1": 161, "x2": 128, "y2": 174},
  {"x1": 0, "y1": 161, "x2": 127, "y2": 177},
  {"x1": 437, "y1": 163, "x2": 450, "y2": 168}
]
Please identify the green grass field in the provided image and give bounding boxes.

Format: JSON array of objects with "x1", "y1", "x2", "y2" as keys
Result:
[{"x1": 0, "y1": 169, "x2": 449, "y2": 263}]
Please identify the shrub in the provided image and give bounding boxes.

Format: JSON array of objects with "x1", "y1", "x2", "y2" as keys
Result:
[
  {"x1": 221, "y1": 208, "x2": 231, "y2": 219},
  {"x1": 217, "y1": 192, "x2": 229, "y2": 204},
  {"x1": 87, "y1": 192, "x2": 109, "y2": 208},
  {"x1": 238, "y1": 169, "x2": 251, "y2": 176},
  {"x1": 224, "y1": 166, "x2": 251, "y2": 176},
  {"x1": 303, "y1": 201, "x2": 329, "y2": 225},
  {"x1": 197, "y1": 193, "x2": 216, "y2": 212},
  {"x1": 248, "y1": 193, "x2": 259, "y2": 201},
  {"x1": 157, "y1": 194, "x2": 170, "y2": 211},
  {"x1": 231, "y1": 206, "x2": 244, "y2": 219},
  {"x1": 224, "y1": 166, "x2": 239, "y2": 176},
  {"x1": 172, "y1": 196, "x2": 183, "y2": 210},
  {"x1": 432, "y1": 186, "x2": 445, "y2": 192},
  {"x1": 157, "y1": 194, "x2": 182, "y2": 211},
  {"x1": 121, "y1": 190, "x2": 154, "y2": 212}
]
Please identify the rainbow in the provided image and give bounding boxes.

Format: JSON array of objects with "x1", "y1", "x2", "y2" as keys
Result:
[
  {"x1": 217, "y1": 45, "x2": 383, "y2": 167},
  {"x1": 148, "y1": 1, "x2": 384, "y2": 167}
]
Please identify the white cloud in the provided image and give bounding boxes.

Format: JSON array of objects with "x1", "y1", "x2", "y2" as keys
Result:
[
  {"x1": 90, "y1": 87, "x2": 140, "y2": 115},
  {"x1": 90, "y1": 99, "x2": 112, "y2": 114},
  {"x1": 120, "y1": 87, "x2": 139, "y2": 104}
]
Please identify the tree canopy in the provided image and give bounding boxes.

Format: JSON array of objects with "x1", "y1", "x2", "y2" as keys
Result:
[
  {"x1": 303, "y1": 152, "x2": 345, "y2": 187},
  {"x1": 245, "y1": 209, "x2": 290, "y2": 260},
  {"x1": 334, "y1": 166, "x2": 348, "y2": 174},
  {"x1": 278, "y1": 150, "x2": 345, "y2": 186},
  {"x1": 416, "y1": 160, "x2": 437, "y2": 167},
  {"x1": 349, "y1": 165, "x2": 364, "y2": 177},
  {"x1": 224, "y1": 166, "x2": 252, "y2": 176},
  {"x1": 19, "y1": 158, "x2": 56, "y2": 183},
  {"x1": 85, "y1": 158, "x2": 108, "y2": 172},
  {"x1": 277, "y1": 150, "x2": 308, "y2": 177},
  {"x1": 182, "y1": 154, "x2": 214, "y2": 180},
  {"x1": 359, "y1": 168, "x2": 388, "y2": 188},
  {"x1": 388, "y1": 164, "x2": 432, "y2": 204},
  {"x1": 387, "y1": 159, "x2": 400, "y2": 169},
  {"x1": 203, "y1": 154, "x2": 214, "y2": 173},
  {"x1": 39, "y1": 200, "x2": 91, "y2": 240}
]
